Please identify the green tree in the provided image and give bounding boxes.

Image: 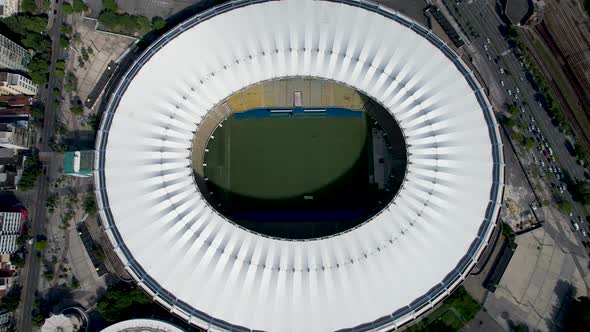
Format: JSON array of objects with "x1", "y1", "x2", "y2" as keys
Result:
[
  {"x1": 27, "y1": 55, "x2": 50, "y2": 84},
  {"x1": 0, "y1": 286, "x2": 22, "y2": 311},
  {"x1": 70, "y1": 104, "x2": 84, "y2": 114},
  {"x1": 83, "y1": 193, "x2": 98, "y2": 215},
  {"x1": 96, "y1": 286, "x2": 152, "y2": 322},
  {"x1": 62, "y1": 3, "x2": 74, "y2": 15},
  {"x1": 72, "y1": 0, "x2": 89, "y2": 13},
  {"x1": 575, "y1": 143, "x2": 588, "y2": 161},
  {"x1": 574, "y1": 181, "x2": 590, "y2": 205},
  {"x1": 32, "y1": 313, "x2": 45, "y2": 327},
  {"x1": 524, "y1": 137, "x2": 535, "y2": 151},
  {"x1": 34, "y1": 240, "x2": 47, "y2": 252},
  {"x1": 19, "y1": 154, "x2": 41, "y2": 191},
  {"x1": 61, "y1": 24, "x2": 73, "y2": 35},
  {"x1": 152, "y1": 17, "x2": 166, "y2": 30},
  {"x1": 103, "y1": 0, "x2": 119, "y2": 12},
  {"x1": 557, "y1": 200, "x2": 573, "y2": 215},
  {"x1": 21, "y1": 0, "x2": 37, "y2": 13},
  {"x1": 64, "y1": 72, "x2": 78, "y2": 93},
  {"x1": 30, "y1": 106, "x2": 44, "y2": 119},
  {"x1": 60, "y1": 36, "x2": 69, "y2": 48},
  {"x1": 98, "y1": 11, "x2": 152, "y2": 35}
]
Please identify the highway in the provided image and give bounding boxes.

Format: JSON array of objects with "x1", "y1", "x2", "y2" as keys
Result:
[
  {"x1": 17, "y1": 1, "x2": 65, "y2": 331},
  {"x1": 443, "y1": 0, "x2": 590, "y2": 251}
]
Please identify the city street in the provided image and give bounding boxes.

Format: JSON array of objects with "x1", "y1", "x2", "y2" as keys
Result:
[{"x1": 17, "y1": 1, "x2": 66, "y2": 331}]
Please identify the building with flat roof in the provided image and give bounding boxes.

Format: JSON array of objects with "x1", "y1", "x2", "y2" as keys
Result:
[
  {"x1": 0, "y1": 0, "x2": 17, "y2": 18},
  {"x1": 0, "y1": 125, "x2": 31, "y2": 149},
  {"x1": 0, "y1": 34, "x2": 30, "y2": 72},
  {"x1": 0, "y1": 72, "x2": 37, "y2": 96},
  {"x1": 64, "y1": 151, "x2": 93, "y2": 177},
  {"x1": 0, "y1": 210, "x2": 24, "y2": 254}
]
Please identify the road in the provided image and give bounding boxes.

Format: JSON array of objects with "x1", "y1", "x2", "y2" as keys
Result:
[
  {"x1": 442, "y1": 0, "x2": 590, "y2": 254},
  {"x1": 17, "y1": 1, "x2": 65, "y2": 331}
]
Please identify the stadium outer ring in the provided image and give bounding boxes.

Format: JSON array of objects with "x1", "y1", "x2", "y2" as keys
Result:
[{"x1": 94, "y1": 0, "x2": 505, "y2": 331}]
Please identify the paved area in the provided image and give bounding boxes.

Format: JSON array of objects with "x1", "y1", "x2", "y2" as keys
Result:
[
  {"x1": 85, "y1": 0, "x2": 209, "y2": 19},
  {"x1": 69, "y1": 18, "x2": 136, "y2": 109},
  {"x1": 484, "y1": 227, "x2": 589, "y2": 331},
  {"x1": 461, "y1": 309, "x2": 505, "y2": 332}
]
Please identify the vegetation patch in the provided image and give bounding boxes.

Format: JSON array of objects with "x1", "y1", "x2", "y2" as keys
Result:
[
  {"x1": 406, "y1": 286, "x2": 480, "y2": 332},
  {"x1": 19, "y1": 153, "x2": 42, "y2": 191}
]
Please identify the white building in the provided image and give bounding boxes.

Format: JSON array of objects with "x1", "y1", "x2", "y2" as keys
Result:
[
  {"x1": 0, "y1": 211, "x2": 23, "y2": 254},
  {"x1": 0, "y1": 34, "x2": 30, "y2": 72},
  {"x1": 95, "y1": 1, "x2": 504, "y2": 331},
  {"x1": 0, "y1": 72, "x2": 37, "y2": 96},
  {"x1": 0, "y1": 0, "x2": 18, "y2": 17}
]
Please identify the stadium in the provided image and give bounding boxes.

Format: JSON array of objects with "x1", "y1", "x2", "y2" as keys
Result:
[{"x1": 94, "y1": 0, "x2": 504, "y2": 331}]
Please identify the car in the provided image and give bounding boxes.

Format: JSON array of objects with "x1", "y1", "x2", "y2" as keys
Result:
[
  {"x1": 499, "y1": 68, "x2": 505, "y2": 74},
  {"x1": 541, "y1": 160, "x2": 545, "y2": 167},
  {"x1": 519, "y1": 76, "x2": 524, "y2": 81},
  {"x1": 583, "y1": 230, "x2": 587, "y2": 237},
  {"x1": 515, "y1": 87, "x2": 520, "y2": 93},
  {"x1": 548, "y1": 148, "x2": 553, "y2": 156},
  {"x1": 530, "y1": 115, "x2": 535, "y2": 122},
  {"x1": 508, "y1": 89, "x2": 512, "y2": 96},
  {"x1": 537, "y1": 101, "x2": 543, "y2": 107},
  {"x1": 487, "y1": 38, "x2": 491, "y2": 44},
  {"x1": 570, "y1": 212, "x2": 574, "y2": 217},
  {"x1": 574, "y1": 223, "x2": 580, "y2": 231},
  {"x1": 500, "y1": 80, "x2": 505, "y2": 86},
  {"x1": 515, "y1": 94, "x2": 519, "y2": 100}
]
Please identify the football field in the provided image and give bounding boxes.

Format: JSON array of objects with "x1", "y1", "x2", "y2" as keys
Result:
[{"x1": 204, "y1": 109, "x2": 371, "y2": 212}]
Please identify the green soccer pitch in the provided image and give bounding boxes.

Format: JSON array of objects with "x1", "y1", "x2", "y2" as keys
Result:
[{"x1": 204, "y1": 111, "x2": 371, "y2": 212}]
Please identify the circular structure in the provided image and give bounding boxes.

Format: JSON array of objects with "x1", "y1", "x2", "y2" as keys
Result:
[
  {"x1": 95, "y1": 0, "x2": 504, "y2": 331},
  {"x1": 100, "y1": 319, "x2": 184, "y2": 332}
]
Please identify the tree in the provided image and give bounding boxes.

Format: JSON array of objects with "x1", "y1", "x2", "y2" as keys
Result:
[
  {"x1": 575, "y1": 143, "x2": 588, "y2": 161},
  {"x1": 83, "y1": 193, "x2": 98, "y2": 215},
  {"x1": 30, "y1": 107, "x2": 44, "y2": 119},
  {"x1": 64, "y1": 72, "x2": 78, "y2": 93},
  {"x1": 0, "y1": 286, "x2": 22, "y2": 311},
  {"x1": 103, "y1": 0, "x2": 119, "y2": 12},
  {"x1": 72, "y1": 0, "x2": 89, "y2": 13},
  {"x1": 70, "y1": 104, "x2": 84, "y2": 115},
  {"x1": 62, "y1": 3, "x2": 74, "y2": 15},
  {"x1": 524, "y1": 137, "x2": 534, "y2": 151},
  {"x1": 34, "y1": 240, "x2": 47, "y2": 252},
  {"x1": 152, "y1": 17, "x2": 166, "y2": 30},
  {"x1": 557, "y1": 200, "x2": 573, "y2": 215},
  {"x1": 96, "y1": 285, "x2": 152, "y2": 322},
  {"x1": 61, "y1": 24, "x2": 73, "y2": 35},
  {"x1": 19, "y1": 154, "x2": 41, "y2": 191},
  {"x1": 32, "y1": 313, "x2": 45, "y2": 328},
  {"x1": 60, "y1": 36, "x2": 69, "y2": 49},
  {"x1": 27, "y1": 55, "x2": 50, "y2": 84},
  {"x1": 98, "y1": 11, "x2": 152, "y2": 35},
  {"x1": 21, "y1": 0, "x2": 37, "y2": 13}
]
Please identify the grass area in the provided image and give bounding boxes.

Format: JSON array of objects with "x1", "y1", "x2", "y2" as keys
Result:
[
  {"x1": 204, "y1": 110, "x2": 376, "y2": 238},
  {"x1": 406, "y1": 287, "x2": 481, "y2": 332},
  {"x1": 206, "y1": 112, "x2": 369, "y2": 207}
]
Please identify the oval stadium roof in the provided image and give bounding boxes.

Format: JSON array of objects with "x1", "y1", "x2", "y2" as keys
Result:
[{"x1": 94, "y1": 0, "x2": 504, "y2": 331}]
